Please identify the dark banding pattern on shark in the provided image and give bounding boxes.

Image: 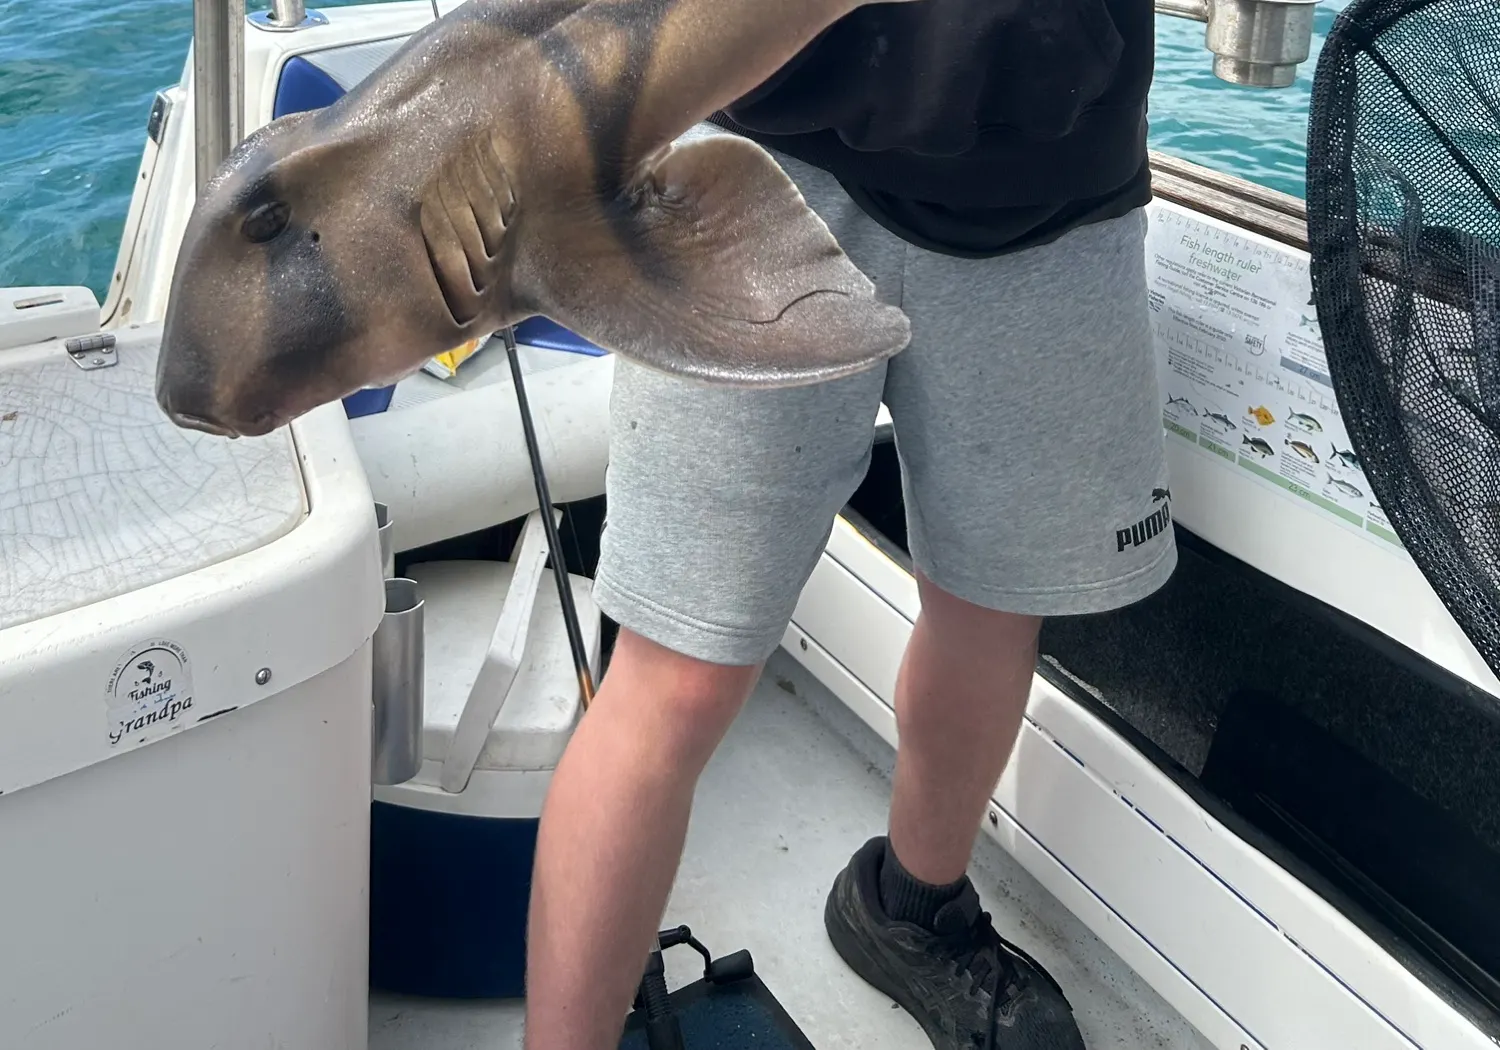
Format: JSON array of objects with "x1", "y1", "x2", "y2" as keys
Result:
[
  {"x1": 529, "y1": 2, "x2": 702, "y2": 283},
  {"x1": 155, "y1": 0, "x2": 917, "y2": 438}
]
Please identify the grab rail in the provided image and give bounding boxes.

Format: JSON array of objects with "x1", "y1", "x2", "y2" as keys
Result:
[{"x1": 191, "y1": 0, "x2": 242, "y2": 195}]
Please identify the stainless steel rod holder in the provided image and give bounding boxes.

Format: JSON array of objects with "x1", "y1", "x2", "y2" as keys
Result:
[
  {"x1": 372, "y1": 577, "x2": 425, "y2": 786},
  {"x1": 1156, "y1": 0, "x2": 1319, "y2": 87},
  {"x1": 192, "y1": 0, "x2": 244, "y2": 195},
  {"x1": 375, "y1": 501, "x2": 395, "y2": 579}
]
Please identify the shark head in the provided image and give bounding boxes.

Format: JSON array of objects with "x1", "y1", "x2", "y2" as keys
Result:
[{"x1": 155, "y1": 91, "x2": 508, "y2": 438}]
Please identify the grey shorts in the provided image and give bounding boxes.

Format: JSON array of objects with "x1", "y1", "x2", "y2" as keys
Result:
[{"x1": 591, "y1": 126, "x2": 1176, "y2": 667}]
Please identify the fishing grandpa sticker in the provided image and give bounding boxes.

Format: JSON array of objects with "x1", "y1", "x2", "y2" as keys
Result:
[{"x1": 105, "y1": 638, "x2": 195, "y2": 749}]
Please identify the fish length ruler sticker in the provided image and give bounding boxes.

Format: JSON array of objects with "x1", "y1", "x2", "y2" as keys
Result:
[{"x1": 1145, "y1": 202, "x2": 1404, "y2": 551}]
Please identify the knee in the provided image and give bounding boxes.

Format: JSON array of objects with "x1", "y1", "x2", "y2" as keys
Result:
[
  {"x1": 915, "y1": 573, "x2": 1041, "y2": 650},
  {"x1": 592, "y1": 628, "x2": 763, "y2": 769}
]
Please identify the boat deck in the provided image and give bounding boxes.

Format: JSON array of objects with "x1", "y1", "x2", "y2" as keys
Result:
[{"x1": 370, "y1": 647, "x2": 1213, "y2": 1050}]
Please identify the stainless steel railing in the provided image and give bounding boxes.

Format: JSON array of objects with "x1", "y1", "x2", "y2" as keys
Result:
[
  {"x1": 271, "y1": 0, "x2": 306, "y2": 24},
  {"x1": 191, "y1": 0, "x2": 242, "y2": 195},
  {"x1": 191, "y1": 0, "x2": 1322, "y2": 191},
  {"x1": 249, "y1": 0, "x2": 327, "y2": 31}
]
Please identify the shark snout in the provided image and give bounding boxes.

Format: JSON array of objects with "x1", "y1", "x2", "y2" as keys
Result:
[
  {"x1": 156, "y1": 372, "x2": 282, "y2": 439},
  {"x1": 164, "y1": 410, "x2": 241, "y2": 439}
]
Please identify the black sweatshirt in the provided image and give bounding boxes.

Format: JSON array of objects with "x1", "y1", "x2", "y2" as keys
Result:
[{"x1": 709, "y1": 0, "x2": 1156, "y2": 258}]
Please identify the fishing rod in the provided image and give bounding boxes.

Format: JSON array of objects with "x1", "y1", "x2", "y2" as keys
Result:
[
  {"x1": 501, "y1": 329, "x2": 769, "y2": 1046},
  {"x1": 500, "y1": 325, "x2": 596, "y2": 710}
]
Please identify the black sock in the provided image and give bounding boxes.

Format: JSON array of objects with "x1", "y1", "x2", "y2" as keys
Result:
[{"x1": 878, "y1": 839, "x2": 967, "y2": 930}]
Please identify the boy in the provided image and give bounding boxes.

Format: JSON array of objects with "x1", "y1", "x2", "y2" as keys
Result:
[{"x1": 526, "y1": 3, "x2": 1167, "y2": 1048}]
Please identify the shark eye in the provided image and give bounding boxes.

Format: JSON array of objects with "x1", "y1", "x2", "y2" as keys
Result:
[{"x1": 242, "y1": 201, "x2": 290, "y2": 243}]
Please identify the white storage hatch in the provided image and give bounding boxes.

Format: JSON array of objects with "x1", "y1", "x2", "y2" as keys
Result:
[
  {"x1": 0, "y1": 293, "x2": 385, "y2": 795},
  {"x1": 1, "y1": 316, "x2": 305, "y2": 632},
  {"x1": 0, "y1": 288, "x2": 385, "y2": 1050}
]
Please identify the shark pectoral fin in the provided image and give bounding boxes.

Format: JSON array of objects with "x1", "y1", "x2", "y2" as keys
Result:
[{"x1": 536, "y1": 133, "x2": 911, "y2": 388}]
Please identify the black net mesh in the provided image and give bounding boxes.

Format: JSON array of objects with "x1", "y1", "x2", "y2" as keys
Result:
[{"x1": 1307, "y1": 0, "x2": 1500, "y2": 677}]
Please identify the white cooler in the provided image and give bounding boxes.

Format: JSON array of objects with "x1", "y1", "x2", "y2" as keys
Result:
[{"x1": 0, "y1": 288, "x2": 387, "y2": 1049}]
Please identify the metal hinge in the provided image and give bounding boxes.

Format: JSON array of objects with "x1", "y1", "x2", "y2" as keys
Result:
[{"x1": 65, "y1": 332, "x2": 118, "y2": 370}]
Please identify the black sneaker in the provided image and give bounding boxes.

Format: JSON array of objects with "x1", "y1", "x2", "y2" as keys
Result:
[{"x1": 824, "y1": 837, "x2": 1086, "y2": 1050}]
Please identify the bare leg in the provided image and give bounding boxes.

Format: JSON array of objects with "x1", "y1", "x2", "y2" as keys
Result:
[
  {"x1": 822, "y1": 572, "x2": 1084, "y2": 1049},
  {"x1": 886, "y1": 572, "x2": 1042, "y2": 886},
  {"x1": 523, "y1": 628, "x2": 761, "y2": 1050}
]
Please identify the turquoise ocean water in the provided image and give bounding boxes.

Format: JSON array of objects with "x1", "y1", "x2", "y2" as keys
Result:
[{"x1": 0, "y1": 1, "x2": 1349, "y2": 302}]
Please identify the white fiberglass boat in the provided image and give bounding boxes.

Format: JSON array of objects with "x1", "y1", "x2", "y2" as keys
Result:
[{"x1": 1, "y1": 2, "x2": 1496, "y2": 1049}]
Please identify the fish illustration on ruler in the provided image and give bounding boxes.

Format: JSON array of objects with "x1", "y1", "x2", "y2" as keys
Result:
[
  {"x1": 1285, "y1": 438, "x2": 1319, "y2": 463},
  {"x1": 1286, "y1": 408, "x2": 1323, "y2": 433},
  {"x1": 153, "y1": 0, "x2": 919, "y2": 439},
  {"x1": 1206, "y1": 411, "x2": 1237, "y2": 430},
  {"x1": 1167, "y1": 395, "x2": 1198, "y2": 415},
  {"x1": 1242, "y1": 435, "x2": 1275, "y2": 458},
  {"x1": 1326, "y1": 473, "x2": 1365, "y2": 500},
  {"x1": 1330, "y1": 445, "x2": 1361, "y2": 472}
]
